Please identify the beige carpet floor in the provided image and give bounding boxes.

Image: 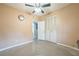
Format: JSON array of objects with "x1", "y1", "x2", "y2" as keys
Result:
[{"x1": 0, "y1": 40, "x2": 77, "y2": 56}]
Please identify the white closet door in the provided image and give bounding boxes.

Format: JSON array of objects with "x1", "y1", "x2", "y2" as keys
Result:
[
  {"x1": 45, "y1": 17, "x2": 50, "y2": 41},
  {"x1": 50, "y1": 16, "x2": 57, "y2": 43},
  {"x1": 45, "y1": 16, "x2": 57, "y2": 43},
  {"x1": 38, "y1": 21, "x2": 45, "y2": 40}
]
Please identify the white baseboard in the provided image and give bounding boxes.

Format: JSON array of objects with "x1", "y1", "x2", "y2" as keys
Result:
[
  {"x1": 0, "y1": 41, "x2": 32, "y2": 52},
  {"x1": 50, "y1": 41, "x2": 79, "y2": 51},
  {"x1": 0, "y1": 40, "x2": 79, "y2": 53},
  {"x1": 56, "y1": 42, "x2": 79, "y2": 51},
  {"x1": 44, "y1": 40, "x2": 79, "y2": 52},
  {"x1": 44, "y1": 40, "x2": 79, "y2": 51},
  {"x1": 46, "y1": 40, "x2": 79, "y2": 51}
]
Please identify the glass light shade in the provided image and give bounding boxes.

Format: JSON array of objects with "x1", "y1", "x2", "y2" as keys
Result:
[{"x1": 33, "y1": 8, "x2": 44, "y2": 16}]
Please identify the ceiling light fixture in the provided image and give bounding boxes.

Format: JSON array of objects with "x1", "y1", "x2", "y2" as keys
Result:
[
  {"x1": 33, "y1": 7, "x2": 44, "y2": 16},
  {"x1": 18, "y1": 15, "x2": 25, "y2": 21}
]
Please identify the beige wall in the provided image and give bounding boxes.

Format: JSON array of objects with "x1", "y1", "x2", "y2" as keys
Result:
[
  {"x1": 0, "y1": 3, "x2": 79, "y2": 49},
  {"x1": 44, "y1": 4, "x2": 79, "y2": 47},
  {"x1": 0, "y1": 4, "x2": 33, "y2": 37},
  {"x1": 0, "y1": 4, "x2": 33, "y2": 49}
]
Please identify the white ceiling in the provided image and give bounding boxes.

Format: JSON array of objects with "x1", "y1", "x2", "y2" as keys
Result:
[{"x1": 4, "y1": 3, "x2": 70, "y2": 16}]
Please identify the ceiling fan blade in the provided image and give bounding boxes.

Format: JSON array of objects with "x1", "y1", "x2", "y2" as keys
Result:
[
  {"x1": 41, "y1": 10, "x2": 44, "y2": 13},
  {"x1": 42, "y1": 3, "x2": 51, "y2": 7},
  {"x1": 25, "y1": 4, "x2": 34, "y2": 7}
]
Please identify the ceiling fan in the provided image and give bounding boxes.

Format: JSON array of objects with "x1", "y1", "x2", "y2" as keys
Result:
[
  {"x1": 25, "y1": 3, "x2": 51, "y2": 7},
  {"x1": 25, "y1": 3, "x2": 51, "y2": 16}
]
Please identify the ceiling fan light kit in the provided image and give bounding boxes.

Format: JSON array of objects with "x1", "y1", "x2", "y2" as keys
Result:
[{"x1": 33, "y1": 7, "x2": 44, "y2": 16}]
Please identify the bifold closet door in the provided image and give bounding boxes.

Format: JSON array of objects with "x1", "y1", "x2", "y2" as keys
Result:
[{"x1": 45, "y1": 16, "x2": 57, "y2": 43}]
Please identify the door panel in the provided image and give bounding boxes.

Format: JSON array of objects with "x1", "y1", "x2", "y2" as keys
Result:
[{"x1": 38, "y1": 21, "x2": 45, "y2": 40}]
